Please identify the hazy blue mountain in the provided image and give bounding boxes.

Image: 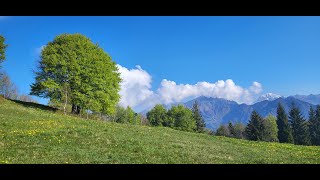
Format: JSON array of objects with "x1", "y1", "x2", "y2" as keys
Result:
[{"x1": 292, "y1": 94, "x2": 320, "y2": 105}]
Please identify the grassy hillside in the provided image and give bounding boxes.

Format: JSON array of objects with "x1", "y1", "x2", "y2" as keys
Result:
[{"x1": 0, "y1": 98, "x2": 319, "y2": 164}]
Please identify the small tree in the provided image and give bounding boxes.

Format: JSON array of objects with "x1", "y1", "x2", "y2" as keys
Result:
[
  {"x1": 192, "y1": 100, "x2": 205, "y2": 132},
  {"x1": 168, "y1": 105, "x2": 196, "y2": 132},
  {"x1": 245, "y1": 111, "x2": 264, "y2": 141},
  {"x1": 146, "y1": 104, "x2": 168, "y2": 126},
  {"x1": 276, "y1": 103, "x2": 293, "y2": 143},
  {"x1": 215, "y1": 125, "x2": 230, "y2": 137},
  {"x1": 262, "y1": 115, "x2": 279, "y2": 142},
  {"x1": 233, "y1": 122, "x2": 246, "y2": 139},
  {"x1": 289, "y1": 104, "x2": 311, "y2": 145},
  {"x1": 0, "y1": 72, "x2": 18, "y2": 99}
]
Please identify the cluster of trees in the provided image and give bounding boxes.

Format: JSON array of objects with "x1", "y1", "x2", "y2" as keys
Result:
[
  {"x1": 111, "y1": 106, "x2": 148, "y2": 125},
  {"x1": 216, "y1": 103, "x2": 320, "y2": 146},
  {"x1": 30, "y1": 34, "x2": 121, "y2": 116},
  {"x1": 216, "y1": 114, "x2": 278, "y2": 142},
  {"x1": 146, "y1": 101, "x2": 206, "y2": 133},
  {"x1": 0, "y1": 35, "x2": 36, "y2": 103}
]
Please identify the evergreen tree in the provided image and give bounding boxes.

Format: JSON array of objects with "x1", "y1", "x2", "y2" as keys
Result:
[
  {"x1": 192, "y1": 100, "x2": 205, "y2": 132},
  {"x1": 310, "y1": 105, "x2": 320, "y2": 145},
  {"x1": 245, "y1": 111, "x2": 264, "y2": 141},
  {"x1": 228, "y1": 122, "x2": 235, "y2": 137},
  {"x1": 30, "y1": 33, "x2": 121, "y2": 115},
  {"x1": 276, "y1": 103, "x2": 293, "y2": 143},
  {"x1": 289, "y1": 104, "x2": 311, "y2": 145}
]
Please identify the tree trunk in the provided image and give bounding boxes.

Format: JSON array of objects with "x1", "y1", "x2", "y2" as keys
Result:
[
  {"x1": 72, "y1": 104, "x2": 77, "y2": 114},
  {"x1": 63, "y1": 91, "x2": 68, "y2": 115}
]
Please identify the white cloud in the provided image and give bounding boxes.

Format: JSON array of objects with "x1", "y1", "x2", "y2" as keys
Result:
[
  {"x1": 157, "y1": 79, "x2": 262, "y2": 105},
  {"x1": 117, "y1": 64, "x2": 264, "y2": 112},
  {"x1": 117, "y1": 64, "x2": 155, "y2": 111}
]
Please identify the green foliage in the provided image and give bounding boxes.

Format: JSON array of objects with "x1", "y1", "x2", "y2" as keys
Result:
[
  {"x1": 228, "y1": 122, "x2": 235, "y2": 138},
  {"x1": 276, "y1": 103, "x2": 294, "y2": 143},
  {"x1": 30, "y1": 33, "x2": 121, "y2": 115},
  {"x1": 245, "y1": 111, "x2": 264, "y2": 141},
  {"x1": 0, "y1": 35, "x2": 7, "y2": 66},
  {"x1": 125, "y1": 106, "x2": 136, "y2": 124},
  {"x1": 309, "y1": 106, "x2": 320, "y2": 145},
  {"x1": 113, "y1": 106, "x2": 138, "y2": 124},
  {"x1": 192, "y1": 100, "x2": 205, "y2": 132},
  {"x1": 233, "y1": 123, "x2": 245, "y2": 139},
  {"x1": 168, "y1": 105, "x2": 196, "y2": 132},
  {"x1": 147, "y1": 104, "x2": 168, "y2": 127},
  {"x1": 261, "y1": 115, "x2": 279, "y2": 142},
  {"x1": 289, "y1": 104, "x2": 311, "y2": 145},
  {"x1": 1, "y1": 99, "x2": 320, "y2": 164},
  {"x1": 215, "y1": 125, "x2": 230, "y2": 137}
]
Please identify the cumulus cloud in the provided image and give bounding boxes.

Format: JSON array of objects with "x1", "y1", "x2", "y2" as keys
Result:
[
  {"x1": 157, "y1": 79, "x2": 262, "y2": 105},
  {"x1": 117, "y1": 64, "x2": 263, "y2": 112},
  {"x1": 117, "y1": 64, "x2": 156, "y2": 111}
]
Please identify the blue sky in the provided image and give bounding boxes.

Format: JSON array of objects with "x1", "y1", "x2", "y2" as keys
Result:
[{"x1": 1, "y1": 16, "x2": 320, "y2": 111}]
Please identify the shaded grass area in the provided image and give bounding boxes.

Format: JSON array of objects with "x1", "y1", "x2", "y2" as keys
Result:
[{"x1": 0, "y1": 99, "x2": 319, "y2": 164}]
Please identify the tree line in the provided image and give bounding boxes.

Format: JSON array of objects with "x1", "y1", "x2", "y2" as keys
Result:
[
  {"x1": 216, "y1": 103, "x2": 320, "y2": 146},
  {"x1": 146, "y1": 101, "x2": 206, "y2": 133}
]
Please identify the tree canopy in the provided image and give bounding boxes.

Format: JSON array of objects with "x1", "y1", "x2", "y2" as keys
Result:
[
  {"x1": 30, "y1": 33, "x2": 121, "y2": 115},
  {"x1": 0, "y1": 35, "x2": 7, "y2": 66}
]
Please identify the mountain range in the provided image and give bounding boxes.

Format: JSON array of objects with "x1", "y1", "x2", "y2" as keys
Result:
[{"x1": 141, "y1": 94, "x2": 320, "y2": 131}]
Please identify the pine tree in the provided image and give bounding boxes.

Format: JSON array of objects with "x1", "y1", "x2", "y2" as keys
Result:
[
  {"x1": 289, "y1": 104, "x2": 311, "y2": 145},
  {"x1": 310, "y1": 105, "x2": 320, "y2": 145},
  {"x1": 245, "y1": 111, "x2": 264, "y2": 141},
  {"x1": 228, "y1": 122, "x2": 235, "y2": 137},
  {"x1": 276, "y1": 103, "x2": 293, "y2": 143},
  {"x1": 192, "y1": 100, "x2": 205, "y2": 132}
]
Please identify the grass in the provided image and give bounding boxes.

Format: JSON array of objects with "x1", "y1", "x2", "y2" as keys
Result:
[{"x1": 0, "y1": 98, "x2": 319, "y2": 164}]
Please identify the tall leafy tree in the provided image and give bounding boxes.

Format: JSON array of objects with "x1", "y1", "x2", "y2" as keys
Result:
[
  {"x1": 310, "y1": 105, "x2": 320, "y2": 145},
  {"x1": 245, "y1": 111, "x2": 263, "y2": 141},
  {"x1": 276, "y1": 103, "x2": 293, "y2": 143},
  {"x1": 168, "y1": 105, "x2": 196, "y2": 132},
  {"x1": 262, "y1": 115, "x2": 279, "y2": 142},
  {"x1": 0, "y1": 35, "x2": 7, "y2": 67},
  {"x1": 289, "y1": 104, "x2": 311, "y2": 145},
  {"x1": 146, "y1": 104, "x2": 168, "y2": 127},
  {"x1": 192, "y1": 100, "x2": 205, "y2": 132},
  {"x1": 30, "y1": 33, "x2": 121, "y2": 115}
]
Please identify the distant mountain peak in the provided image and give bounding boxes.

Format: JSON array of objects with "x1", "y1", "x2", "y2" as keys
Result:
[{"x1": 256, "y1": 93, "x2": 282, "y2": 102}]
